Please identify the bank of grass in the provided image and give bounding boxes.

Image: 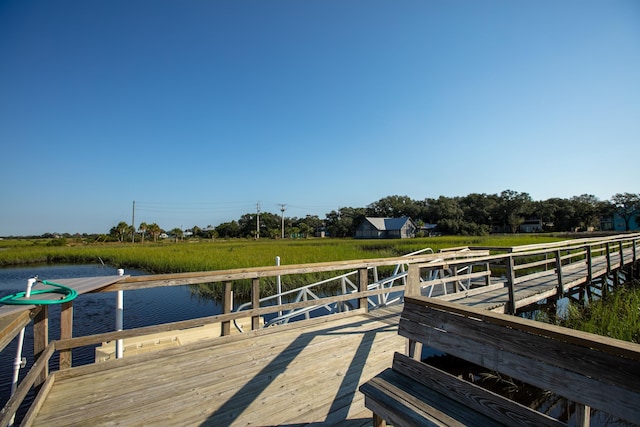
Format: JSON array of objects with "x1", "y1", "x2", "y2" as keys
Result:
[
  {"x1": 0, "y1": 235, "x2": 567, "y2": 273},
  {"x1": 558, "y1": 283, "x2": 640, "y2": 344}
]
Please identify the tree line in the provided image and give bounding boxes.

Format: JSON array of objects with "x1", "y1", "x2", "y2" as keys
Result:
[{"x1": 104, "y1": 191, "x2": 639, "y2": 242}]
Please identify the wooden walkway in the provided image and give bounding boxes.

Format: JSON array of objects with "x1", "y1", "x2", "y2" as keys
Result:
[
  {"x1": 437, "y1": 249, "x2": 630, "y2": 313},
  {"x1": 28, "y1": 307, "x2": 405, "y2": 426},
  {"x1": 2, "y1": 233, "x2": 639, "y2": 426}
]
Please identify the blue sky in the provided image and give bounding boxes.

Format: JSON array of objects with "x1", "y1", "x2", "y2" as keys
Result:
[{"x1": 1, "y1": 1, "x2": 639, "y2": 236}]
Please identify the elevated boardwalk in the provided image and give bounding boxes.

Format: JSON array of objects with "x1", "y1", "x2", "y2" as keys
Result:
[{"x1": 1, "y1": 233, "x2": 639, "y2": 426}]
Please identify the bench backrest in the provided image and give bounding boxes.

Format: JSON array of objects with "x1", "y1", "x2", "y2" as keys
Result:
[{"x1": 399, "y1": 296, "x2": 640, "y2": 425}]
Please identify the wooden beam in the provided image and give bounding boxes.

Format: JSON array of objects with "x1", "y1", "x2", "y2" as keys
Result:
[
  {"x1": 0, "y1": 309, "x2": 36, "y2": 352},
  {"x1": 586, "y1": 245, "x2": 593, "y2": 284},
  {"x1": 358, "y1": 268, "x2": 368, "y2": 313},
  {"x1": 406, "y1": 264, "x2": 420, "y2": 297},
  {"x1": 59, "y1": 301, "x2": 73, "y2": 370},
  {"x1": 251, "y1": 278, "x2": 260, "y2": 330},
  {"x1": 222, "y1": 281, "x2": 232, "y2": 336},
  {"x1": 33, "y1": 305, "x2": 48, "y2": 388},
  {"x1": 505, "y1": 256, "x2": 516, "y2": 315},
  {"x1": 555, "y1": 250, "x2": 564, "y2": 297}
]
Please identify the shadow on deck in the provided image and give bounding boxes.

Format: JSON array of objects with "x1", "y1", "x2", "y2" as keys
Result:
[{"x1": 31, "y1": 307, "x2": 404, "y2": 426}]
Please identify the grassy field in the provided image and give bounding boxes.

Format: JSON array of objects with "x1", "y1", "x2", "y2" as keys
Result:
[{"x1": 0, "y1": 235, "x2": 567, "y2": 273}]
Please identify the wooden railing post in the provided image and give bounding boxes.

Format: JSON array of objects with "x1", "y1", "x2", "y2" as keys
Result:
[
  {"x1": 485, "y1": 262, "x2": 491, "y2": 287},
  {"x1": 505, "y1": 256, "x2": 516, "y2": 315},
  {"x1": 605, "y1": 243, "x2": 611, "y2": 274},
  {"x1": 619, "y1": 241, "x2": 625, "y2": 269},
  {"x1": 358, "y1": 268, "x2": 368, "y2": 313},
  {"x1": 406, "y1": 264, "x2": 420, "y2": 297},
  {"x1": 586, "y1": 245, "x2": 593, "y2": 284},
  {"x1": 59, "y1": 301, "x2": 73, "y2": 370},
  {"x1": 555, "y1": 250, "x2": 564, "y2": 297},
  {"x1": 450, "y1": 264, "x2": 458, "y2": 293},
  {"x1": 33, "y1": 305, "x2": 49, "y2": 387},
  {"x1": 576, "y1": 404, "x2": 591, "y2": 427},
  {"x1": 251, "y1": 278, "x2": 260, "y2": 330},
  {"x1": 633, "y1": 238, "x2": 637, "y2": 280},
  {"x1": 222, "y1": 281, "x2": 233, "y2": 336}
]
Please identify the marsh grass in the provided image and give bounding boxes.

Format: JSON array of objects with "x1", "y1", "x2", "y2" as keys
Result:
[
  {"x1": 558, "y1": 282, "x2": 640, "y2": 343},
  {"x1": 0, "y1": 235, "x2": 567, "y2": 272}
]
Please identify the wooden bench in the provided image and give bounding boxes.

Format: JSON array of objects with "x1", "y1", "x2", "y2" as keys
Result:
[{"x1": 360, "y1": 296, "x2": 640, "y2": 427}]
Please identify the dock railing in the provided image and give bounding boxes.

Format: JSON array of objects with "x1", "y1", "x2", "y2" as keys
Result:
[
  {"x1": 1, "y1": 232, "x2": 639, "y2": 425},
  {"x1": 407, "y1": 233, "x2": 640, "y2": 314},
  {"x1": 0, "y1": 247, "x2": 489, "y2": 425}
]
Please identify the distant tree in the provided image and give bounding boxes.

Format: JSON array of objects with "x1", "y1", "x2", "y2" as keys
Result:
[
  {"x1": 147, "y1": 223, "x2": 162, "y2": 242},
  {"x1": 496, "y1": 190, "x2": 533, "y2": 233},
  {"x1": 215, "y1": 221, "x2": 240, "y2": 238},
  {"x1": 191, "y1": 225, "x2": 201, "y2": 238},
  {"x1": 425, "y1": 196, "x2": 463, "y2": 234},
  {"x1": 110, "y1": 221, "x2": 130, "y2": 242},
  {"x1": 139, "y1": 222, "x2": 148, "y2": 244},
  {"x1": 170, "y1": 227, "x2": 183, "y2": 243},
  {"x1": 611, "y1": 193, "x2": 640, "y2": 231},
  {"x1": 570, "y1": 194, "x2": 602, "y2": 231},
  {"x1": 325, "y1": 207, "x2": 365, "y2": 237},
  {"x1": 293, "y1": 215, "x2": 323, "y2": 237},
  {"x1": 460, "y1": 193, "x2": 499, "y2": 232},
  {"x1": 366, "y1": 195, "x2": 424, "y2": 219}
]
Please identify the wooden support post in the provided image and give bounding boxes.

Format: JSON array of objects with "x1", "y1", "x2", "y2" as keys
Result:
[
  {"x1": 605, "y1": 243, "x2": 611, "y2": 274},
  {"x1": 586, "y1": 246, "x2": 593, "y2": 284},
  {"x1": 555, "y1": 250, "x2": 564, "y2": 297},
  {"x1": 358, "y1": 268, "x2": 368, "y2": 313},
  {"x1": 485, "y1": 262, "x2": 491, "y2": 287},
  {"x1": 451, "y1": 264, "x2": 458, "y2": 293},
  {"x1": 251, "y1": 278, "x2": 260, "y2": 330},
  {"x1": 633, "y1": 238, "x2": 637, "y2": 280},
  {"x1": 33, "y1": 305, "x2": 49, "y2": 387},
  {"x1": 59, "y1": 301, "x2": 73, "y2": 370},
  {"x1": 406, "y1": 264, "x2": 420, "y2": 297},
  {"x1": 372, "y1": 413, "x2": 386, "y2": 427},
  {"x1": 505, "y1": 256, "x2": 516, "y2": 315},
  {"x1": 406, "y1": 338, "x2": 423, "y2": 361},
  {"x1": 576, "y1": 404, "x2": 591, "y2": 427},
  {"x1": 222, "y1": 281, "x2": 232, "y2": 336},
  {"x1": 619, "y1": 241, "x2": 625, "y2": 269}
]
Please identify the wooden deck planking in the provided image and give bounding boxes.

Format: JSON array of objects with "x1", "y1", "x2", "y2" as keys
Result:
[
  {"x1": 16, "y1": 244, "x2": 639, "y2": 425},
  {"x1": 444, "y1": 253, "x2": 618, "y2": 312},
  {"x1": 30, "y1": 306, "x2": 404, "y2": 426}
]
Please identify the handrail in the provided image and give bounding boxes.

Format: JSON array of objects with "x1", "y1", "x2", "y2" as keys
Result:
[
  {"x1": 234, "y1": 248, "x2": 436, "y2": 330},
  {"x1": 0, "y1": 341, "x2": 55, "y2": 426},
  {"x1": 1, "y1": 233, "x2": 638, "y2": 425}
]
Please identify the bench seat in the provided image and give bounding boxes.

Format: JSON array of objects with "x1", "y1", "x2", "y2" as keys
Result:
[
  {"x1": 360, "y1": 296, "x2": 640, "y2": 427},
  {"x1": 361, "y1": 352, "x2": 562, "y2": 427}
]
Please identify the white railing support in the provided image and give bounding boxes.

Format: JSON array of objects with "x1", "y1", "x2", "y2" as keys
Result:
[{"x1": 116, "y1": 269, "x2": 124, "y2": 359}]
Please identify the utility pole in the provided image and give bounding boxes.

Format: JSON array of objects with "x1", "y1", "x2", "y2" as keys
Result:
[
  {"x1": 131, "y1": 200, "x2": 136, "y2": 243},
  {"x1": 279, "y1": 204, "x2": 286, "y2": 239},
  {"x1": 256, "y1": 201, "x2": 261, "y2": 240}
]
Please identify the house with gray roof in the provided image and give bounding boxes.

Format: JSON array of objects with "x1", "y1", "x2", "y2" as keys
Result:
[{"x1": 355, "y1": 217, "x2": 417, "y2": 239}]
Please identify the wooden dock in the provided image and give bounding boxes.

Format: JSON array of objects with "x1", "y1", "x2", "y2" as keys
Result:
[
  {"x1": 30, "y1": 307, "x2": 405, "y2": 426},
  {"x1": 1, "y1": 233, "x2": 639, "y2": 426}
]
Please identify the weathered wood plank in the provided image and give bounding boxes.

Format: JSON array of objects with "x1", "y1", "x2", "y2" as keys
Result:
[
  {"x1": 399, "y1": 298, "x2": 640, "y2": 425},
  {"x1": 31, "y1": 309, "x2": 405, "y2": 426},
  {"x1": 391, "y1": 353, "x2": 564, "y2": 427},
  {"x1": 0, "y1": 309, "x2": 34, "y2": 352}
]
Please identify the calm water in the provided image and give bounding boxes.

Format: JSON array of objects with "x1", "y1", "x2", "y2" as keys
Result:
[{"x1": 0, "y1": 264, "x2": 223, "y2": 411}]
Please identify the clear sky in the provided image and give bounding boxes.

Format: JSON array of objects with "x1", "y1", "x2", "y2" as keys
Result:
[{"x1": 1, "y1": 1, "x2": 639, "y2": 236}]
